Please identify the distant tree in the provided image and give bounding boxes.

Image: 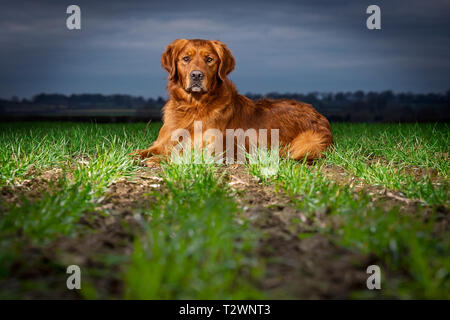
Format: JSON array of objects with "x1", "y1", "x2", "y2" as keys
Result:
[
  {"x1": 335, "y1": 92, "x2": 345, "y2": 102},
  {"x1": 3, "y1": 90, "x2": 449, "y2": 122},
  {"x1": 354, "y1": 90, "x2": 365, "y2": 100},
  {"x1": 33, "y1": 93, "x2": 69, "y2": 105}
]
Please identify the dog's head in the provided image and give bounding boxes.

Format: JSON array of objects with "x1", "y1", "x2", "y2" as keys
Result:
[{"x1": 161, "y1": 39, "x2": 235, "y2": 95}]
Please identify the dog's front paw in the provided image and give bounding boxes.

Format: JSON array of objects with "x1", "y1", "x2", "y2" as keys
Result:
[
  {"x1": 129, "y1": 148, "x2": 152, "y2": 159},
  {"x1": 143, "y1": 157, "x2": 161, "y2": 168}
]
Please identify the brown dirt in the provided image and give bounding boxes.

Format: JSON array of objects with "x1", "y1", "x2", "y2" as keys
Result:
[
  {"x1": 224, "y1": 164, "x2": 449, "y2": 298},
  {"x1": 364, "y1": 157, "x2": 446, "y2": 183},
  {"x1": 1, "y1": 163, "x2": 446, "y2": 299},
  {"x1": 224, "y1": 165, "x2": 374, "y2": 299},
  {"x1": 322, "y1": 164, "x2": 449, "y2": 217},
  {"x1": 0, "y1": 168, "x2": 163, "y2": 299},
  {"x1": 97, "y1": 168, "x2": 164, "y2": 214},
  {"x1": 0, "y1": 168, "x2": 64, "y2": 204},
  {"x1": 1, "y1": 212, "x2": 136, "y2": 299}
]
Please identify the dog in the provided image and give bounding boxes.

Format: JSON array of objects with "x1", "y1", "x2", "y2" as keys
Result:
[{"x1": 132, "y1": 39, "x2": 333, "y2": 164}]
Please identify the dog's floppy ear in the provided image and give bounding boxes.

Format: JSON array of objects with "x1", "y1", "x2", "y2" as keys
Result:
[
  {"x1": 161, "y1": 39, "x2": 188, "y2": 80},
  {"x1": 211, "y1": 40, "x2": 235, "y2": 82}
]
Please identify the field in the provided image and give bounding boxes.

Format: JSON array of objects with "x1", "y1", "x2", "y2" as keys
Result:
[{"x1": 0, "y1": 122, "x2": 448, "y2": 299}]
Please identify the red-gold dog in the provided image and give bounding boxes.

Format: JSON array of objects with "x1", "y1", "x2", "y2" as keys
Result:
[{"x1": 132, "y1": 39, "x2": 333, "y2": 164}]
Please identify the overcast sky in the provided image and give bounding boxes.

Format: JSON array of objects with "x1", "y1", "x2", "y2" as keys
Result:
[{"x1": 1, "y1": 0, "x2": 449, "y2": 99}]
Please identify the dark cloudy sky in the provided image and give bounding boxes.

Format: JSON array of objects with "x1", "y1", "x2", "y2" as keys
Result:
[{"x1": 1, "y1": 0, "x2": 449, "y2": 99}]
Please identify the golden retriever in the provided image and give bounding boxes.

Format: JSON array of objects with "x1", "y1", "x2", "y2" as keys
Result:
[{"x1": 132, "y1": 39, "x2": 333, "y2": 164}]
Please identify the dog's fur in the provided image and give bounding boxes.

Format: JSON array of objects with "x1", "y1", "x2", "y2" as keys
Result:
[{"x1": 132, "y1": 39, "x2": 333, "y2": 163}]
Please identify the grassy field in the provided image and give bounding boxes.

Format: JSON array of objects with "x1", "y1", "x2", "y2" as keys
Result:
[{"x1": 0, "y1": 122, "x2": 448, "y2": 299}]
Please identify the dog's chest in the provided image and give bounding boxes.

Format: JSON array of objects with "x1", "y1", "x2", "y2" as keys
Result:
[{"x1": 171, "y1": 103, "x2": 232, "y2": 132}]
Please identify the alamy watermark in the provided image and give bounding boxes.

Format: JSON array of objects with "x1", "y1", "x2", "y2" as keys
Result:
[
  {"x1": 66, "y1": 265, "x2": 81, "y2": 290},
  {"x1": 366, "y1": 265, "x2": 381, "y2": 290},
  {"x1": 66, "y1": 5, "x2": 81, "y2": 30},
  {"x1": 66, "y1": 5, "x2": 381, "y2": 31},
  {"x1": 170, "y1": 121, "x2": 280, "y2": 166},
  {"x1": 366, "y1": 5, "x2": 381, "y2": 30}
]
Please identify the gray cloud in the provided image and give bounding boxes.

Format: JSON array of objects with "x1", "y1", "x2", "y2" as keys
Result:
[{"x1": 0, "y1": 0, "x2": 449, "y2": 99}]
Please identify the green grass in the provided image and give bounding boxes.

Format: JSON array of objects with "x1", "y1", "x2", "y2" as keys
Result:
[
  {"x1": 339, "y1": 206, "x2": 449, "y2": 298},
  {"x1": 0, "y1": 122, "x2": 159, "y2": 184},
  {"x1": 244, "y1": 123, "x2": 449, "y2": 299},
  {"x1": 0, "y1": 121, "x2": 448, "y2": 299},
  {"x1": 124, "y1": 153, "x2": 262, "y2": 299},
  {"x1": 0, "y1": 122, "x2": 159, "y2": 281},
  {"x1": 0, "y1": 122, "x2": 158, "y2": 246},
  {"x1": 326, "y1": 123, "x2": 449, "y2": 205},
  {"x1": 274, "y1": 160, "x2": 448, "y2": 298},
  {"x1": 0, "y1": 123, "x2": 263, "y2": 299}
]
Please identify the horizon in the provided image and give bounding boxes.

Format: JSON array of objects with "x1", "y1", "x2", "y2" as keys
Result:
[{"x1": 4, "y1": 88, "x2": 450, "y2": 102}]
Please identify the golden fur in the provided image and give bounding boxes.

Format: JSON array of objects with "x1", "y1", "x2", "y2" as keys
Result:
[{"x1": 132, "y1": 39, "x2": 333, "y2": 164}]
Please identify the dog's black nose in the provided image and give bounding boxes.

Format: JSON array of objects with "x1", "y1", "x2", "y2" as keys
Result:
[{"x1": 190, "y1": 70, "x2": 204, "y2": 81}]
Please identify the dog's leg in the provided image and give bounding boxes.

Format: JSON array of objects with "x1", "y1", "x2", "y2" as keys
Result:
[{"x1": 130, "y1": 124, "x2": 172, "y2": 159}]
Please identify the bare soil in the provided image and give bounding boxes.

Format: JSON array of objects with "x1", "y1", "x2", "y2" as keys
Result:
[
  {"x1": 225, "y1": 165, "x2": 373, "y2": 299},
  {"x1": 0, "y1": 164, "x2": 446, "y2": 299},
  {"x1": 0, "y1": 168, "x2": 163, "y2": 299}
]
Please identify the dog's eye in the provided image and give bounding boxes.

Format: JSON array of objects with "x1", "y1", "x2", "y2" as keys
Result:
[
  {"x1": 182, "y1": 56, "x2": 190, "y2": 62},
  {"x1": 206, "y1": 57, "x2": 213, "y2": 63}
]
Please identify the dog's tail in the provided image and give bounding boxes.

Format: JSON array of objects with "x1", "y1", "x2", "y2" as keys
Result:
[{"x1": 289, "y1": 129, "x2": 333, "y2": 161}]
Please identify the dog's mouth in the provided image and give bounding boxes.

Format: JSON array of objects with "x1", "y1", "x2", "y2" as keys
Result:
[{"x1": 186, "y1": 82, "x2": 207, "y2": 93}]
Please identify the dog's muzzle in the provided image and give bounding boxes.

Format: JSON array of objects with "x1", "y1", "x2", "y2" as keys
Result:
[{"x1": 186, "y1": 70, "x2": 206, "y2": 93}]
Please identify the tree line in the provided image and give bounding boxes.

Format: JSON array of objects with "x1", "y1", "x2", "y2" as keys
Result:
[{"x1": 1, "y1": 90, "x2": 449, "y2": 122}]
